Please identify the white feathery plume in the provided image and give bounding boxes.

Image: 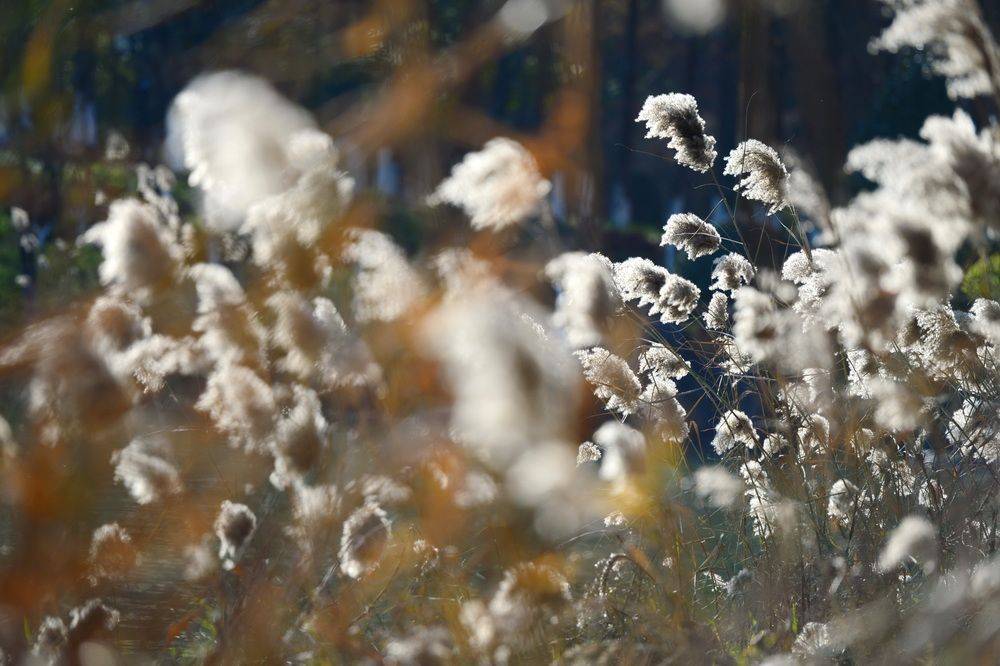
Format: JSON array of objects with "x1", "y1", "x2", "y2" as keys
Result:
[
  {"x1": 638, "y1": 342, "x2": 690, "y2": 381},
  {"x1": 243, "y1": 160, "x2": 354, "y2": 271},
  {"x1": 342, "y1": 229, "x2": 428, "y2": 323},
  {"x1": 723, "y1": 140, "x2": 789, "y2": 213},
  {"x1": 614, "y1": 257, "x2": 700, "y2": 324},
  {"x1": 339, "y1": 500, "x2": 391, "y2": 579},
  {"x1": 590, "y1": 421, "x2": 646, "y2": 483},
  {"x1": 635, "y1": 93, "x2": 717, "y2": 172},
  {"x1": 269, "y1": 385, "x2": 327, "y2": 489},
  {"x1": 196, "y1": 363, "x2": 278, "y2": 453},
  {"x1": 827, "y1": 479, "x2": 860, "y2": 527},
  {"x1": 89, "y1": 523, "x2": 136, "y2": 582},
  {"x1": 660, "y1": 213, "x2": 721, "y2": 260},
  {"x1": 215, "y1": 500, "x2": 257, "y2": 569},
  {"x1": 878, "y1": 515, "x2": 937, "y2": 573},
  {"x1": 420, "y1": 287, "x2": 580, "y2": 469},
  {"x1": 385, "y1": 626, "x2": 453, "y2": 665},
  {"x1": 81, "y1": 198, "x2": 183, "y2": 301},
  {"x1": 710, "y1": 253, "x2": 755, "y2": 292},
  {"x1": 703, "y1": 291, "x2": 729, "y2": 330},
  {"x1": 188, "y1": 263, "x2": 267, "y2": 368},
  {"x1": 970, "y1": 298, "x2": 1000, "y2": 344},
  {"x1": 693, "y1": 466, "x2": 744, "y2": 508},
  {"x1": 711, "y1": 410, "x2": 757, "y2": 455},
  {"x1": 268, "y1": 291, "x2": 382, "y2": 389},
  {"x1": 732, "y1": 286, "x2": 831, "y2": 372},
  {"x1": 637, "y1": 375, "x2": 690, "y2": 443},
  {"x1": 948, "y1": 397, "x2": 1000, "y2": 462},
  {"x1": 545, "y1": 252, "x2": 622, "y2": 348},
  {"x1": 871, "y1": 0, "x2": 1000, "y2": 100},
  {"x1": 430, "y1": 137, "x2": 550, "y2": 231},
  {"x1": 575, "y1": 347, "x2": 643, "y2": 416},
  {"x1": 166, "y1": 70, "x2": 337, "y2": 231},
  {"x1": 869, "y1": 378, "x2": 925, "y2": 433},
  {"x1": 111, "y1": 437, "x2": 182, "y2": 505},
  {"x1": 576, "y1": 441, "x2": 601, "y2": 465}
]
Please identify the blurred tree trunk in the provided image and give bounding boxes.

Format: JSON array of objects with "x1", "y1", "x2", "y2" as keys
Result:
[
  {"x1": 737, "y1": 0, "x2": 777, "y2": 142},
  {"x1": 615, "y1": 0, "x2": 640, "y2": 195},
  {"x1": 787, "y1": 1, "x2": 846, "y2": 195},
  {"x1": 589, "y1": 0, "x2": 605, "y2": 227},
  {"x1": 562, "y1": 0, "x2": 605, "y2": 247}
]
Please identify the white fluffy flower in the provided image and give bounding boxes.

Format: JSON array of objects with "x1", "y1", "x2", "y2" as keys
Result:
[
  {"x1": 878, "y1": 515, "x2": 937, "y2": 573},
  {"x1": 187, "y1": 263, "x2": 246, "y2": 313},
  {"x1": 85, "y1": 296, "x2": 152, "y2": 372},
  {"x1": 637, "y1": 342, "x2": 690, "y2": 381},
  {"x1": 342, "y1": 229, "x2": 428, "y2": 323},
  {"x1": 268, "y1": 292, "x2": 382, "y2": 389},
  {"x1": 81, "y1": 199, "x2": 183, "y2": 301},
  {"x1": 693, "y1": 466, "x2": 743, "y2": 508},
  {"x1": 591, "y1": 421, "x2": 646, "y2": 483},
  {"x1": 723, "y1": 140, "x2": 789, "y2": 213},
  {"x1": 948, "y1": 397, "x2": 1000, "y2": 462},
  {"x1": 732, "y1": 286, "x2": 830, "y2": 372},
  {"x1": 635, "y1": 93, "x2": 717, "y2": 172},
  {"x1": 89, "y1": 523, "x2": 136, "y2": 582},
  {"x1": 827, "y1": 479, "x2": 860, "y2": 527},
  {"x1": 637, "y1": 375, "x2": 690, "y2": 443},
  {"x1": 871, "y1": 0, "x2": 1000, "y2": 100},
  {"x1": 661, "y1": 213, "x2": 721, "y2": 260},
  {"x1": 576, "y1": 441, "x2": 602, "y2": 465},
  {"x1": 215, "y1": 500, "x2": 257, "y2": 569},
  {"x1": 196, "y1": 363, "x2": 278, "y2": 452},
  {"x1": 740, "y1": 461, "x2": 784, "y2": 539},
  {"x1": 243, "y1": 164, "x2": 354, "y2": 272},
  {"x1": 269, "y1": 386, "x2": 328, "y2": 489},
  {"x1": 703, "y1": 291, "x2": 729, "y2": 330},
  {"x1": 970, "y1": 298, "x2": 1000, "y2": 344},
  {"x1": 430, "y1": 137, "x2": 550, "y2": 231},
  {"x1": 166, "y1": 70, "x2": 337, "y2": 231},
  {"x1": 339, "y1": 501, "x2": 391, "y2": 579},
  {"x1": 33, "y1": 617, "x2": 68, "y2": 659},
  {"x1": 614, "y1": 257, "x2": 700, "y2": 324},
  {"x1": 433, "y1": 248, "x2": 495, "y2": 297},
  {"x1": 710, "y1": 253, "x2": 755, "y2": 292},
  {"x1": 461, "y1": 563, "x2": 571, "y2": 652},
  {"x1": 869, "y1": 378, "x2": 925, "y2": 433},
  {"x1": 545, "y1": 252, "x2": 622, "y2": 348},
  {"x1": 11, "y1": 206, "x2": 30, "y2": 231},
  {"x1": 504, "y1": 442, "x2": 582, "y2": 526},
  {"x1": 421, "y1": 288, "x2": 580, "y2": 468},
  {"x1": 710, "y1": 410, "x2": 757, "y2": 455},
  {"x1": 111, "y1": 437, "x2": 182, "y2": 505},
  {"x1": 576, "y1": 347, "x2": 643, "y2": 416},
  {"x1": 792, "y1": 622, "x2": 840, "y2": 662},
  {"x1": 124, "y1": 333, "x2": 206, "y2": 393},
  {"x1": 385, "y1": 626, "x2": 453, "y2": 665}
]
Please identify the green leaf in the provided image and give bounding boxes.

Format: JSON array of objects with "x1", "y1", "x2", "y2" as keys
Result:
[{"x1": 962, "y1": 254, "x2": 1000, "y2": 301}]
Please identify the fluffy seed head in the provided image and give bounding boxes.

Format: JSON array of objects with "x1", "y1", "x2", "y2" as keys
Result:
[
  {"x1": 878, "y1": 515, "x2": 937, "y2": 573},
  {"x1": 661, "y1": 213, "x2": 721, "y2": 260},
  {"x1": 215, "y1": 500, "x2": 257, "y2": 569},
  {"x1": 723, "y1": 140, "x2": 789, "y2": 213},
  {"x1": 636, "y1": 93, "x2": 717, "y2": 172},
  {"x1": 430, "y1": 137, "x2": 551, "y2": 231},
  {"x1": 339, "y1": 501, "x2": 391, "y2": 579}
]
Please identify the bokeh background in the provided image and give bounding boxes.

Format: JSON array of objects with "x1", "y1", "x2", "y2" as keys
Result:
[{"x1": 2, "y1": 2, "x2": 1000, "y2": 661}]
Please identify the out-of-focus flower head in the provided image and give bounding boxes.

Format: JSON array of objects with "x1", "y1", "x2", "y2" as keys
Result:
[
  {"x1": 430, "y1": 137, "x2": 551, "y2": 231},
  {"x1": 166, "y1": 70, "x2": 339, "y2": 232}
]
